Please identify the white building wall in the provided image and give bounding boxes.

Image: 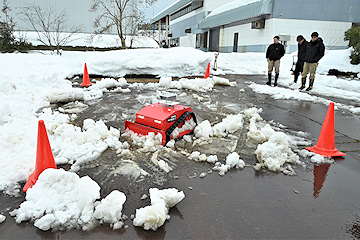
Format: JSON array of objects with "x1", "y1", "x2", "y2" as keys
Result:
[
  {"x1": 269, "y1": 18, "x2": 351, "y2": 49},
  {"x1": 179, "y1": 33, "x2": 196, "y2": 47},
  {"x1": 219, "y1": 18, "x2": 351, "y2": 53}
]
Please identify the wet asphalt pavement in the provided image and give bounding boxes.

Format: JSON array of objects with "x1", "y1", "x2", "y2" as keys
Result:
[{"x1": 1, "y1": 74, "x2": 360, "y2": 239}]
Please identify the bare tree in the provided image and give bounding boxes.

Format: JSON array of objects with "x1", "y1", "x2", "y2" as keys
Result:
[
  {"x1": 89, "y1": 0, "x2": 157, "y2": 49},
  {"x1": 19, "y1": 3, "x2": 84, "y2": 54}
]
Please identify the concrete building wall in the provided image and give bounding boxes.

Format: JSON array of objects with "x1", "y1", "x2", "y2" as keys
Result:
[
  {"x1": 218, "y1": 18, "x2": 352, "y2": 53},
  {"x1": 272, "y1": 0, "x2": 360, "y2": 23},
  {"x1": 156, "y1": 0, "x2": 359, "y2": 52},
  {"x1": 170, "y1": 9, "x2": 205, "y2": 39}
]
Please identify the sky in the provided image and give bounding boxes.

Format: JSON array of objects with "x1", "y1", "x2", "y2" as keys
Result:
[{"x1": 0, "y1": 32, "x2": 360, "y2": 231}]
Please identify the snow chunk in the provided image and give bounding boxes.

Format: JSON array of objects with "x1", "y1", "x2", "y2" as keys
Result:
[
  {"x1": 159, "y1": 77, "x2": 172, "y2": 87},
  {"x1": 194, "y1": 120, "x2": 213, "y2": 139},
  {"x1": 310, "y1": 154, "x2": 334, "y2": 164},
  {"x1": 213, "y1": 114, "x2": 243, "y2": 137},
  {"x1": 94, "y1": 190, "x2": 126, "y2": 229},
  {"x1": 0, "y1": 214, "x2": 5, "y2": 223},
  {"x1": 226, "y1": 152, "x2": 245, "y2": 169},
  {"x1": 213, "y1": 152, "x2": 245, "y2": 176},
  {"x1": 133, "y1": 188, "x2": 185, "y2": 231}
]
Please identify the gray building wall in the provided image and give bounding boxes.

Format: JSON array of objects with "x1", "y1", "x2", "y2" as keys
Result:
[
  {"x1": 170, "y1": 11, "x2": 206, "y2": 39},
  {"x1": 272, "y1": 0, "x2": 360, "y2": 23}
]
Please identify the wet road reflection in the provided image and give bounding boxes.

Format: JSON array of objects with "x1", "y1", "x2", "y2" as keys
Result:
[{"x1": 313, "y1": 163, "x2": 331, "y2": 198}]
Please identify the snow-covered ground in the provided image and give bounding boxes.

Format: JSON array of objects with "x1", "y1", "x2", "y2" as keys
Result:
[{"x1": 0, "y1": 33, "x2": 359, "y2": 231}]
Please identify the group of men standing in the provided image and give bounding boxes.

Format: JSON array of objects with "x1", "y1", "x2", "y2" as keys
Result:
[{"x1": 266, "y1": 32, "x2": 325, "y2": 91}]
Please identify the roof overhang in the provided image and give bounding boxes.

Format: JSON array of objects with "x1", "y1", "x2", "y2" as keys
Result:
[
  {"x1": 150, "y1": 0, "x2": 192, "y2": 24},
  {"x1": 199, "y1": 0, "x2": 273, "y2": 29}
]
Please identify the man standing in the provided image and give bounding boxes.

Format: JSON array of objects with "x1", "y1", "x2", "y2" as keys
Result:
[
  {"x1": 293, "y1": 35, "x2": 308, "y2": 83},
  {"x1": 300, "y1": 32, "x2": 325, "y2": 91},
  {"x1": 266, "y1": 36, "x2": 285, "y2": 87}
]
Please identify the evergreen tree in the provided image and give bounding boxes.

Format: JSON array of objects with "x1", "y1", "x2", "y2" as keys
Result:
[
  {"x1": 0, "y1": 0, "x2": 32, "y2": 53},
  {"x1": 344, "y1": 26, "x2": 360, "y2": 65}
]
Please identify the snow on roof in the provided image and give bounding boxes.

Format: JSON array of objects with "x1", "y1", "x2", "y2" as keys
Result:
[
  {"x1": 151, "y1": 0, "x2": 192, "y2": 23},
  {"x1": 206, "y1": 0, "x2": 260, "y2": 19},
  {"x1": 152, "y1": 0, "x2": 180, "y2": 19}
]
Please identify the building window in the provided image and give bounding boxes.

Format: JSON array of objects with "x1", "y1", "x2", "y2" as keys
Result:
[
  {"x1": 170, "y1": 5, "x2": 192, "y2": 21},
  {"x1": 191, "y1": 0, "x2": 203, "y2": 10},
  {"x1": 170, "y1": 1, "x2": 204, "y2": 21}
]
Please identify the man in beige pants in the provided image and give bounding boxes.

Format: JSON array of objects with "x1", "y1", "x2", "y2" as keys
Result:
[
  {"x1": 266, "y1": 36, "x2": 285, "y2": 87},
  {"x1": 300, "y1": 32, "x2": 325, "y2": 91}
]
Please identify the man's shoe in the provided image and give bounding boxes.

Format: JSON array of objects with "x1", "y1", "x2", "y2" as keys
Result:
[
  {"x1": 266, "y1": 81, "x2": 271, "y2": 86},
  {"x1": 306, "y1": 86, "x2": 312, "y2": 91},
  {"x1": 299, "y1": 85, "x2": 305, "y2": 90}
]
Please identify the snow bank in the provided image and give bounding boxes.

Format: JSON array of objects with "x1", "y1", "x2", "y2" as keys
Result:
[
  {"x1": 133, "y1": 188, "x2": 185, "y2": 230},
  {"x1": 16, "y1": 31, "x2": 159, "y2": 49}
]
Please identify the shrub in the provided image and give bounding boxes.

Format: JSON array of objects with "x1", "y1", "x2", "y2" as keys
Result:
[
  {"x1": 344, "y1": 26, "x2": 360, "y2": 65},
  {"x1": 0, "y1": 0, "x2": 32, "y2": 53}
]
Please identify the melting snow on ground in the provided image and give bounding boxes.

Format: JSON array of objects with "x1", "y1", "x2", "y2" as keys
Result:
[{"x1": 1, "y1": 46, "x2": 359, "y2": 231}]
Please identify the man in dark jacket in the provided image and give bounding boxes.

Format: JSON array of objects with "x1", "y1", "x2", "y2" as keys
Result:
[
  {"x1": 266, "y1": 36, "x2": 285, "y2": 86},
  {"x1": 293, "y1": 35, "x2": 308, "y2": 83},
  {"x1": 300, "y1": 32, "x2": 325, "y2": 91}
]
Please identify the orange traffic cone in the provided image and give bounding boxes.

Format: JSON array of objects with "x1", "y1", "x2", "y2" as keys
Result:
[
  {"x1": 305, "y1": 102, "x2": 346, "y2": 157},
  {"x1": 23, "y1": 120, "x2": 57, "y2": 192},
  {"x1": 204, "y1": 62, "x2": 210, "y2": 79},
  {"x1": 80, "y1": 63, "x2": 92, "y2": 87}
]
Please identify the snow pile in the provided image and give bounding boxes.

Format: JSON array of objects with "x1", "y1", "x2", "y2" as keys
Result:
[
  {"x1": 213, "y1": 152, "x2": 245, "y2": 176},
  {"x1": 254, "y1": 132, "x2": 300, "y2": 175},
  {"x1": 133, "y1": 188, "x2": 185, "y2": 230},
  {"x1": 158, "y1": 76, "x2": 236, "y2": 92},
  {"x1": 194, "y1": 120, "x2": 213, "y2": 139},
  {"x1": 194, "y1": 113, "x2": 244, "y2": 140},
  {"x1": 244, "y1": 107, "x2": 274, "y2": 142},
  {"x1": 42, "y1": 114, "x2": 127, "y2": 171},
  {"x1": 10, "y1": 168, "x2": 128, "y2": 231},
  {"x1": 212, "y1": 114, "x2": 244, "y2": 137},
  {"x1": 10, "y1": 169, "x2": 103, "y2": 231}
]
